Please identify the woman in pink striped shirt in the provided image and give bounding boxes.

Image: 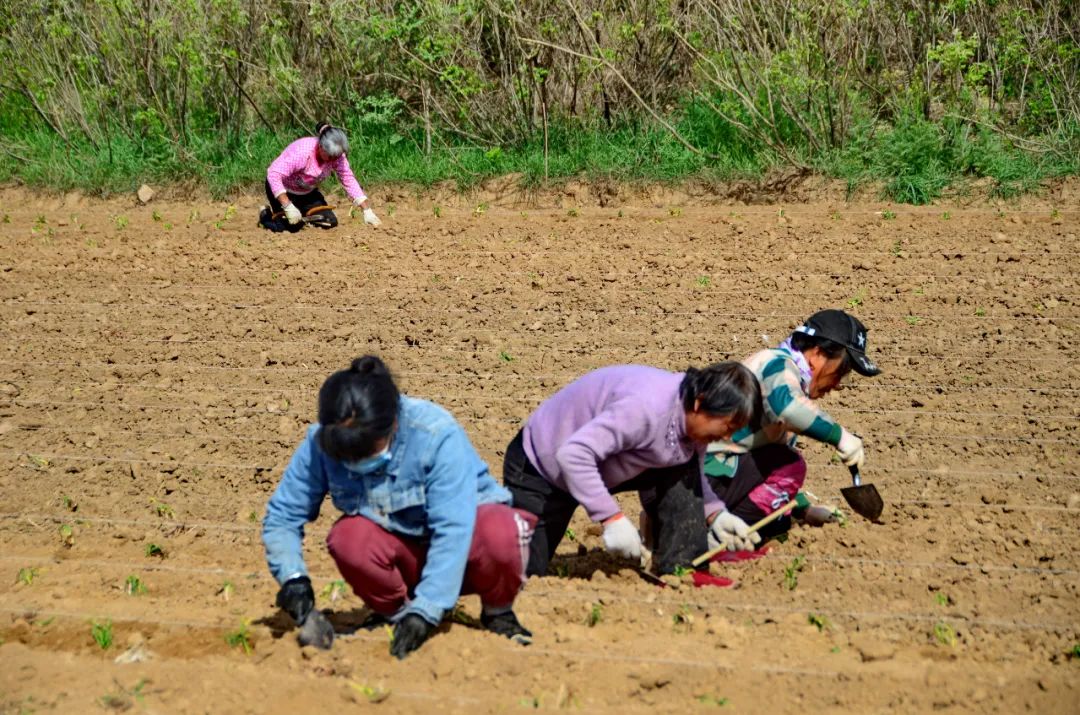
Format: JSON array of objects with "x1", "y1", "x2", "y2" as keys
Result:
[{"x1": 259, "y1": 122, "x2": 382, "y2": 232}]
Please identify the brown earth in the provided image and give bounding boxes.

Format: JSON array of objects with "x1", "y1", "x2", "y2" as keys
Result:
[{"x1": 0, "y1": 184, "x2": 1077, "y2": 714}]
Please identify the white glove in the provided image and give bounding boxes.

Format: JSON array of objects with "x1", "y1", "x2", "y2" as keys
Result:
[
  {"x1": 362, "y1": 207, "x2": 382, "y2": 226},
  {"x1": 283, "y1": 203, "x2": 302, "y2": 225},
  {"x1": 601, "y1": 514, "x2": 643, "y2": 561},
  {"x1": 837, "y1": 428, "x2": 865, "y2": 469},
  {"x1": 708, "y1": 510, "x2": 761, "y2": 552}
]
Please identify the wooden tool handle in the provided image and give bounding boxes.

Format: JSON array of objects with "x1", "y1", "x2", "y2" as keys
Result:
[{"x1": 690, "y1": 499, "x2": 798, "y2": 567}]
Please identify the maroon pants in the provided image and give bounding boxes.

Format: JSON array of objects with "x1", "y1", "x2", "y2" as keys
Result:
[{"x1": 326, "y1": 504, "x2": 537, "y2": 617}]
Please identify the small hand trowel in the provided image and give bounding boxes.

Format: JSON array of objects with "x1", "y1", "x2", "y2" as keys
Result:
[{"x1": 841, "y1": 464, "x2": 883, "y2": 522}]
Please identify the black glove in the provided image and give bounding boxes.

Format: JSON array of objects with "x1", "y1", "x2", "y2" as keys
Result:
[
  {"x1": 276, "y1": 576, "x2": 315, "y2": 625},
  {"x1": 390, "y1": 613, "x2": 435, "y2": 660}
]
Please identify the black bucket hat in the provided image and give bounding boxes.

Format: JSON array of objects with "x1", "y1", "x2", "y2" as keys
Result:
[{"x1": 794, "y1": 309, "x2": 882, "y2": 377}]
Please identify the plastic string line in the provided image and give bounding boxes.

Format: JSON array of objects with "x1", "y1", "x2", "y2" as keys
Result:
[
  {"x1": 6, "y1": 379, "x2": 1078, "y2": 419},
  {"x1": 3, "y1": 336, "x2": 1075, "y2": 363},
  {"x1": 3, "y1": 361, "x2": 1078, "y2": 392},
  {"x1": 5, "y1": 422, "x2": 1078, "y2": 447},
  {"x1": 11, "y1": 397, "x2": 1080, "y2": 426},
  {"x1": 0, "y1": 592, "x2": 1071, "y2": 635},
  {"x1": 4, "y1": 550, "x2": 1074, "y2": 579}
]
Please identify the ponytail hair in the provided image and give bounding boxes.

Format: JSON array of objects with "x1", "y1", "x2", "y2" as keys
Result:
[
  {"x1": 316, "y1": 355, "x2": 400, "y2": 460},
  {"x1": 315, "y1": 121, "x2": 349, "y2": 158},
  {"x1": 678, "y1": 361, "x2": 762, "y2": 427}
]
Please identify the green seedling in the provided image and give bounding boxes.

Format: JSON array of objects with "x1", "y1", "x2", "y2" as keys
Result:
[
  {"x1": 567, "y1": 208, "x2": 579, "y2": 217},
  {"x1": 224, "y1": 204, "x2": 237, "y2": 221},
  {"x1": 673, "y1": 604, "x2": 693, "y2": 631},
  {"x1": 472, "y1": 203, "x2": 488, "y2": 217},
  {"x1": 188, "y1": 209, "x2": 199, "y2": 223},
  {"x1": 144, "y1": 543, "x2": 165, "y2": 559},
  {"x1": 153, "y1": 501, "x2": 174, "y2": 518},
  {"x1": 933, "y1": 620, "x2": 957, "y2": 647},
  {"x1": 85, "y1": 238, "x2": 98, "y2": 248},
  {"x1": 450, "y1": 605, "x2": 480, "y2": 627},
  {"x1": 36, "y1": 616, "x2": 55, "y2": 628},
  {"x1": 1, "y1": 213, "x2": 9, "y2": 223},
  {"x1": 152, "y1": 210, "x2": 162, "y2": 222},
  {"x1": 881, "y1": 210, "x2": 896, "y2": 220},
  {"x1": 808, "y1": 613, "x2": 830, "y2": 631},
  {"x1": 1050, "y1": 208, "x2": 1060, "y2": 219},
  {"x1": 114, "y1": 215, "x2": 128, "y2": 230},
  {"x1": 348, "y1": 681, "x2": 391, "y2": 704},
  {"x1": 214, "y1": 220, "x2": 225, "y2": 230},
  {"x1": 673, "y1": 564, "x2": 692, "y2": 578},
  {"x1": 696, "y1": 275, "x2": 711, "y2": 287},
  {"x1": 669, "y1": 207, "x2": 682, "y2": 217},
  {"x1": 224, "y1": 621, "x2": 253, "y2": 654},
  {"x1": 905, "y1": 315, "x2": 922, "y2": 325},
  {"x1": 554, "y1": 564, "x2": 569, "y2": 578},
  {"x1": 783, "y1": 555, "x2": 806, "y2": 591},
  {"x1": 520, "y1": 696, "x2": 542, "y2": 708},
  {"x1": 248, "y1": 510, "x2": 259, "y2": 523},
  {"x1": 28, "y1": 454, "x2": 50, "y2": 470},
  {"x1": 696, "y1": 694, "x2": 729, "y2": 706},
  {"x1": 564, "y1": 527, "x2": 576, "y2": 542},
  {"x1": 974, "y1": 307, "x2": 986, "y2": 317},
  {"x1": 934, "y1": 592, "x2": 950, "y2": 606},
  {"x1": 320, "y1": 579, "x2": 347, "y2": 603},
  {"x1": 830, "y1": 645, "x2": 841, "y2": 653},
  {"x1": 60, "y1": 494, "x2": 77, "y2": 511},
  {"x1": 386, "y1": 203, "x2": 396, "y2": 217},
  {"x1": 846, "y1": 290, "x2": 865, "y2": 310},
  {"x1": 432, "y1": 205, "x2": 441, "y2": 218},
  {"x1": 1066, "y1": 643, "x2": 1080, "y2": 660},
  {"x1": 617, "y1": 209, "x2": 624, "y2": 218},
  {"x1": 59, "y1": 524, "x2": 74, "y2": 547},
  {"x1": 163, "y1": 222, "x2": 173, "y2": 230},
  {"x1": 941, "y1": 211, "x2": 951, "y2": 220},
  {"x1": 218, "y1": 580, "x2": 235, "y2": 602},
  {"x1": 890, "y1": 240, "x2": 902, "y2": 257},
  {"x1": 498, "y1": 350, "x2": 514, "y2": 363},
  {"x1": 585, "y1": 602, "x2": 603, "y2": 627},
  {"x1": 124, "y1": 575, "x2": 147, "y2": 596},
  {"x1": 91, "y1": 620, "x2": 113, "y2": 650},
  {"x1": 16, "y1": 567, "x2": 39, "y2": 585},
  {"x1": 35, "y1": 214, "x2": 46, "y2": 225},
  {"x1": 829, "y1": 210, "x2": 841, "y2": 220}
]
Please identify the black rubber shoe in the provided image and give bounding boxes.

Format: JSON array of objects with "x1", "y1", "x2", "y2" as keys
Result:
[{"x1": 481, "y1": 610, "x2": 532, "y2": 646}]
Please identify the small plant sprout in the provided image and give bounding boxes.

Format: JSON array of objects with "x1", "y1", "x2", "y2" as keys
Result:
[
  {"x1": 91, "y1": 620, "x2": 114, "y2": 650},
  {"x1": 1050, "y1": 208, "x2": 1060, "y2": 219},
  {"x1": 320, "y1": 579, "x2": 347, "y2": 603},
  {"x1": 59, "y1": 524, "x2": 74, "y2": 548},
  {"x1": 829, "y1": 210, "x2": 841, "y2": 220},
  {"x1": 845, "y1": 290, "x2": 865, "y2": 310},
  {"x1": 348, "y1": 681, "x2": 391, "y2": 704},
  {"x1": 124, "y1": 575, "x2": 147, "y2": 596},
  {"x1": 218, "y1": 580, "x2": 235, "y2": 602},
  {"x1": 905, "y1": 315, "x2": 922, "y2": 326},
  {"x1": 941, "y1": 211, "x2": 951, "y2": 220},
  {"x1": 224, "y1": 620, "x2": 253, "y2": 654},
  {"x1": 783, "y1": 555, "x2": 806, "y2": 591},
  {"x1": 1, "y1": 213, "x2": 9, "y2": 223},
  {"x1": 472, "y1": 202, "x2": 488, "y2": 217},
  {"x1": 153, "y1": 501, "x2": 174, "y2": 518},
  {"x1": 585, "y1": 602, "x2": 603, "y2": 627},
  {"x1": 61, "y1": 494, "x2": 77, "y2": 511},
  {"x1": 498, "y1": 350, "x2": 514, "y2": 363},
  {"x1": 890, "y1": 240, "x2": 902, "y2": 257},
  {"x1": 247, "y1": 510, "x2": 259, "y2": 523},
  {"x1": 432, "y1": 205, "x2": 442, "y2": 218},
  {"x1": 564, "y1": 527, "x2": 576, "y2": 542},
  {"x1": 696, "y1": 694, "x2": 729, "y2": 706},
  {"x1": 386, "y1": 203, "x2": 397, "y2": 217},
  {"x1": 669, "y1": 207, "x2": 683, "y2": 217},
  {"x1": 830, "y1": 645, "x2": 841, "y2": 653},
  {"x1": 144, "y1": 543, "x2": 165, "y2": 559},
  {"x1": 673, "y1": 564, "x2": 692, "y2": 578},
  {"x1": 673, "y1": 604, "x2": 693, "y2": 631},
  {"x1": 1067, "y1": 643, "x2": 1080, "y2": 660},
  {"x1": 163, "y1": 222, "x2": 173, "y2": 230},
  {"x1": 567, "y1": 208, "x2": 579, "y2": 217},
  {"x1": 617, "y1": 209, "x2": 624, "y2": 218},
  {"x1": 933, "y1": 620, "x2": 958, "y2": 647},
  {"x1": 224, "y1": 204, "x2": 237, "y2": 221},
  {"x1": 16, "y1": 567, "x2": 39, "y2": 586},
  {"x1": 881, "y1": 209, "x2": 896, "y2": 220},
  {"x1": 28, "y1": 454, "x2": 50, "y2": 470},
  {"x1": 974, "y1": 307, "x2": 986, "y2": 317},
  {"x1": 113, "y1": 215, "x2": 129, "y2": 230},
  {"x1": 152, "y1": 210, "x2": 163, "y2": 222},
  {"x1": 188, "y1": 209, "x2": 200, "y2": 223},
  {"x1": 807, "y1": 613, "x2": 830, "y2": 631},
  {"x1": 696, "y1": 275, "x2": 711, "y2": 287},
  {"x1": 934, "y1": 592, "x2": 950, "y2": 607}
]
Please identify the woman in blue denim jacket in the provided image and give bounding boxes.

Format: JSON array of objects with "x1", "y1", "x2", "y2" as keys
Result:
[{"x1": 263, "y1": 356, "x2": 537, "y2": 658}]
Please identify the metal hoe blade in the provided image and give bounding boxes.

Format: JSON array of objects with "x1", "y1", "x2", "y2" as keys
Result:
[{"x1": 841, "y1": 465, "x2": 883, "y2": 521}]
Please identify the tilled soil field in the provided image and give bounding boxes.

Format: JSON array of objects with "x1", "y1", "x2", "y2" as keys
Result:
[{"x1": 0, "y1": 185, "x2": 1077, "y2": 713}]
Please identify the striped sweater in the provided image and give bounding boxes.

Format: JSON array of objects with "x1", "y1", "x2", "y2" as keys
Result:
[{"x1": 704, "y1": 343, "x2": 843, "y2": 511}]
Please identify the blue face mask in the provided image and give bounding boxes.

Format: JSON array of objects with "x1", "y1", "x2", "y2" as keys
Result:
[{"x1": 342, "y1": 445, "x2": 391, "y2": 475}]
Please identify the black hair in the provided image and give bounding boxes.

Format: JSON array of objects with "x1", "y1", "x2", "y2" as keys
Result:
[
  {"x1": 789, "y1": 332, "x2": 853, "y2": 376},
  {"x1": 316, "y1": 355, "x2": 400, "y2": 461},
  {"x1": 679, "y1": 361, "x2": 762, "y2": 427},
  {"x1": 315, "y1": 121, "x2": 331, "y2": 136}
]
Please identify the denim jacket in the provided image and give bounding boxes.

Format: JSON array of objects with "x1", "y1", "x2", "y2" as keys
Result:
[{"x1": 262, "y1": 396, "x2": 512, "y2": 625}]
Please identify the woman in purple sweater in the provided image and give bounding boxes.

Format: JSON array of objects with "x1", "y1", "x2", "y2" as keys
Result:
[{"x1": 503, "y1": 362, "x2": 761, "y2": 576}]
